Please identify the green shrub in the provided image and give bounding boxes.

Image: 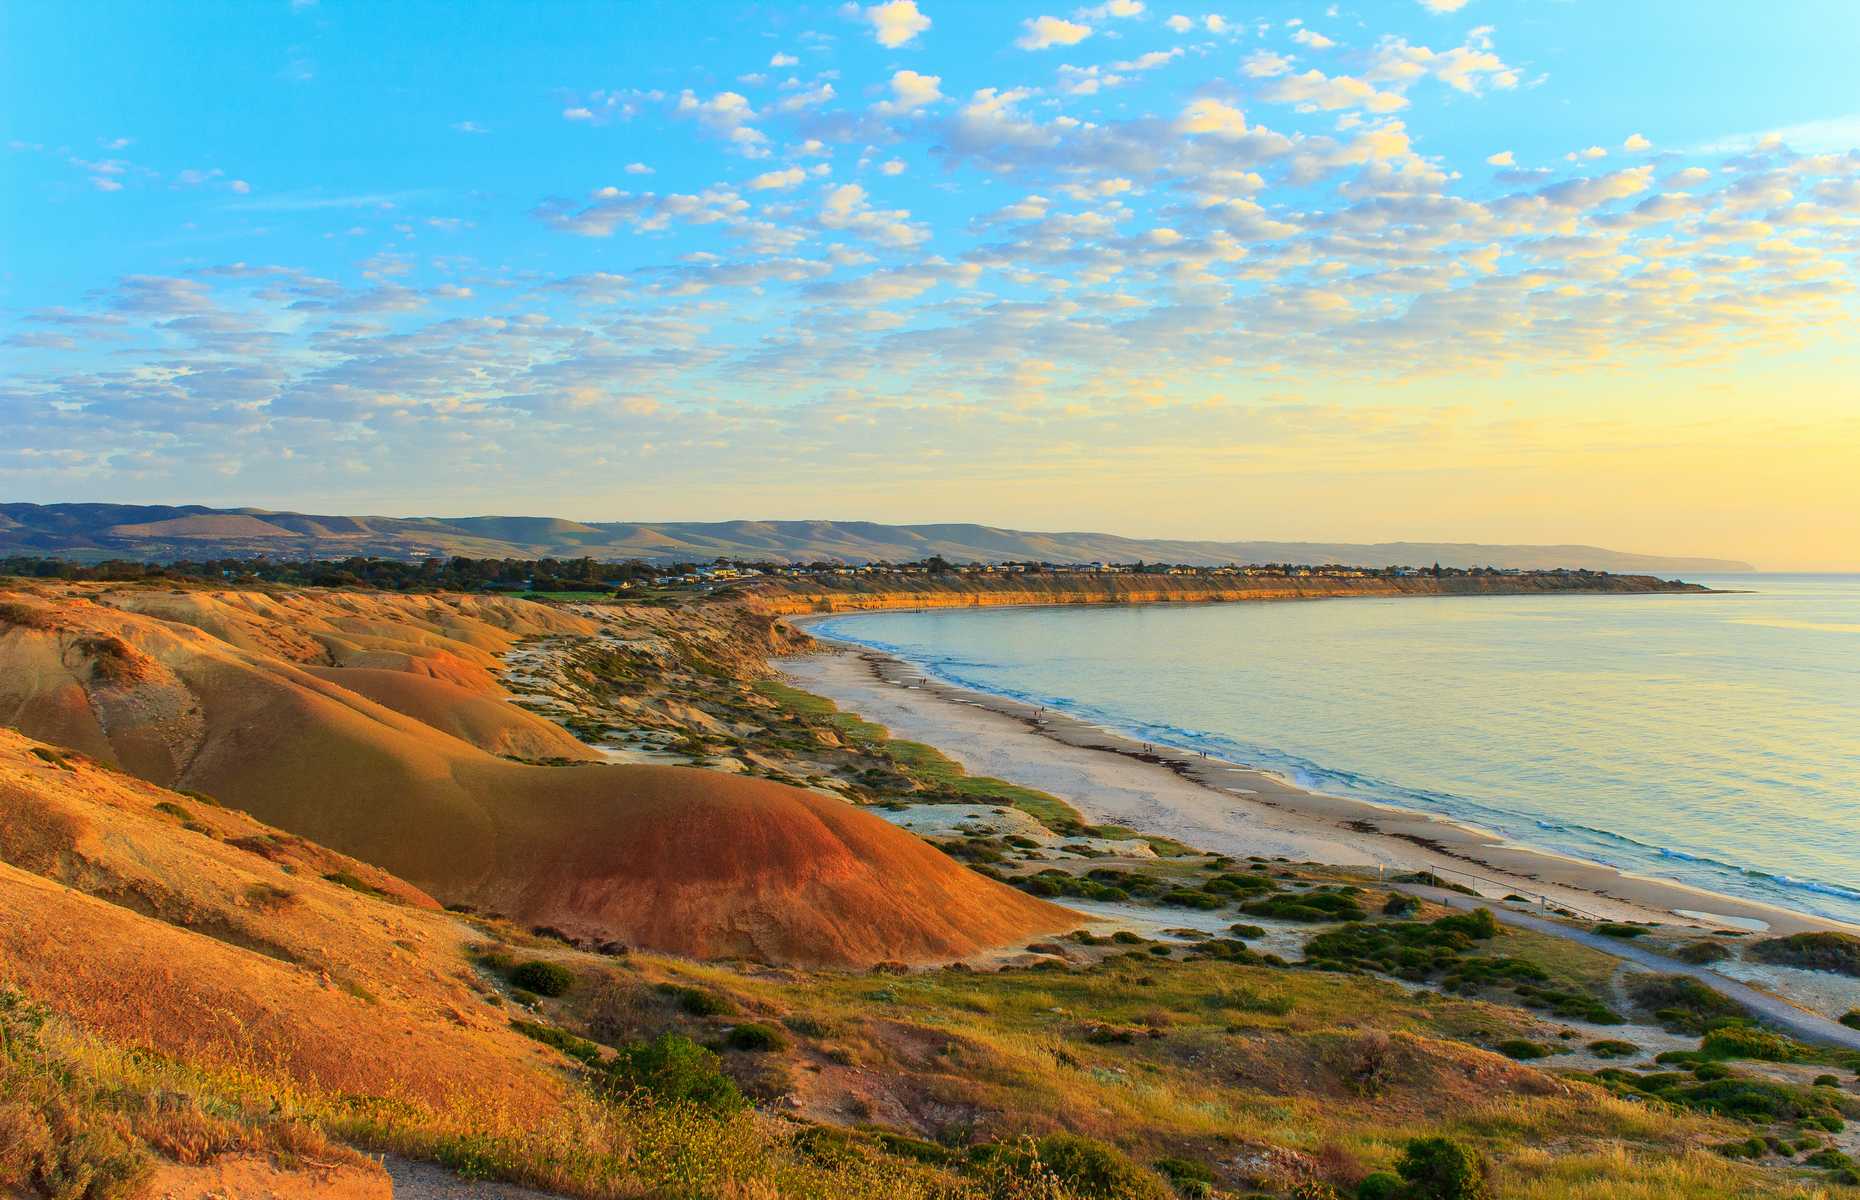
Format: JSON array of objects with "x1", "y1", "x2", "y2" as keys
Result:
[
  {"x1": 1510, "y1": 982, "x2": 1621, "y2": 1025},
  {"x1": 1356, "y1": 1172, "x2": 1404, "y2": 1200},
  {"x1": 508, "y1": 960, "x2": 574, "y2": 998},
  {"x1": 1625, "y1": 974, "x2": 1748, "y2": 1034},
  {"x1": 1658, "y1": 1076, "x2": 1842, "y2": 1124},
  {"x1": 1396, "y1": 1137, "x2": 1490, "y2": 1200},
  {"x1": 987, "y1": 1133, "x2": 1170, "y2": 1200},
  {"x1": 1673, "y1": 940, "x2": 1731, "y2": 964},
  {"x1": 1301, "y1": 908, "x2": 1542, "y2": 1002},
  {"x1": 1593, "y1": 922, "x2": 1649, "y2": 938},
  {"x1": 1154, "y1": 1155, "x2": 1214, "y2": 1197},
  {"x1": 1496, "y1": 1039, "x2": 1550, "y2": 1060},
  {"x1": 1749, "y1": 932, "x2": 1860, "y2": 977},
  {"x1": 152, "y1": 801, "x2": 192, "y2": 820},
  {"x1": 1239, "y1": 892, "x2": 1366, "y2": 922},
  {"x1": 596, "y1": 1034, "x2": 745, "y2": 1115},
  {"x1": 658, "y1": 984, "x2": 731, "y2": 1016},
  {"x1": 509, "y1": 1019, "x2": 601, "y2": 1064},
  {"x1": 1161, "y1": 889, "x2": 1227, "y2": 910},
  {"x1": 1839, "y1": 1009, "x2": 1860, "y2": 1031},
  {"x1": 724, "y1": 1022, "x2": 787, "y2": 1052},
  {"x1": 1700, "y1": 1026, "x2": 1796, "y2": 1062},
  {"x1": 1382, "y1": 894, "x2": 1420, "y2": 917},
  {"x1": 323, "y1": 871, "x2": 388, "y2": 898},
  {"x1": 1587, "y1": 1039, "x2": 1640, "y2": 1059}
]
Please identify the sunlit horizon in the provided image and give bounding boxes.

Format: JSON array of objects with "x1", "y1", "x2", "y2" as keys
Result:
[{"x1": 4, "y1": 0, "x2": 1857, "y2": 569}]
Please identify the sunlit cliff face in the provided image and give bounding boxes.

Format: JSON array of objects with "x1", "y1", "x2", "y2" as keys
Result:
[{"x1": 3, "y1": 2, "x2": 1857, "y2": 567}]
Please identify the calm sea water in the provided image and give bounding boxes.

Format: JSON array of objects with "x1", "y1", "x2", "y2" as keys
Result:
[{"x1": 816, "y1": 575, "x2": 1860, "y2": 924}]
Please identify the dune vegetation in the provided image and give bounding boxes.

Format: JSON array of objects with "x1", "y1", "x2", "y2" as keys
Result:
[{"x1": 1, "y1": 580, "x2": 1856, "y2": 1199}]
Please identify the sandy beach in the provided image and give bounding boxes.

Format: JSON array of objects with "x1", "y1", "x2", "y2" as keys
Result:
[{"x1": 780, "y1": 625, "x2": 1853, "y2": 939}]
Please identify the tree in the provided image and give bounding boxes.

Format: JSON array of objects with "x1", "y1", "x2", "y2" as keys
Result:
[{"x1": 1396, "y1": 1137, "x2": 1489, "y2": 1200}]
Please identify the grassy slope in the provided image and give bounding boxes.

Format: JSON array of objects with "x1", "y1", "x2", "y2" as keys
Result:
[{"x1": 2, "y1": 588, "x2": 1856, "y2": 1200}]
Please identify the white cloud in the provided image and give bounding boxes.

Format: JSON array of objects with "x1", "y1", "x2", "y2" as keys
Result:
[
  {"x1": 674, "y1": 90, "x2": 769, "y2": 157},
  {"x1": 1534, "y1": 164, "x2": 1654, "y2": 209},
  {"x1": 861, "y1": 0, "x2": 930, "y2": 48},
  {"x1": 1177, "y1": 98, "x2": 1248, "y2": 138},
  {"x1": 1056, "y1": 64, "x2": 1124, "y2": 95},
  {"x1": 1262, "y1": 69, "x2": 1408, "y2": 114},
  {"x1": 1623, "y1": 132, "x2": 1652, "y2": 152},
  {"x1": 1018, "y1": 15, "x2": 1093, "y2": 49},
  {"x1": 1081, "y1": 0, "x2": 1144, "y2": 16},
  {"x1": 563, "y1": 107, "x2": 595, "y2": 121},
  {"x1": 1485, "y1": 150, "x2": 1513, "y2": 166},
  {"x1": 1204, "y1": 14, "x2": 1228, "y2": 33},
  {"x1": 1369, "y1": 32, "x2": 1520, "y2": 95},
  {"x1": 770, "y1": 52, "x2": 799, "y2": 67},
  {"x1": 880, "y1": 159, "x2": 907, "y2": 175},
  {"x1": 874, "y1": 69, "x2": 944, "y2": 114},
  {"x1": 1165, "y1": 13, "x2": 1191, "y2": 31},
  {"x1": 1243, "y1": 50, "x2": 1292, "y2": 77},
  {"x1": 774, "y1": 82, "x2": 836, "y2": 113},
  {"x1": 747, "y1": 166, "x2": 807, "y2": 190},
  {"x1": 817, "y1": 182, "x2": 927, "y2": 246},
  {"x1": 1112, "y1": 48, "x2": 1181, "y2": 71},
  {"x1": 1567, "y1": 145, "x2": 1607, "y2": 161},
  {"x1": 1418, "y1": 0, "x2": 1469, "y2": 10},
  {"x1": 625, "y1": 162, "x2": 654, "y2": 175},
  {"x1": 1292, "y1": 29, "x2": 1335, "y2": 49}
]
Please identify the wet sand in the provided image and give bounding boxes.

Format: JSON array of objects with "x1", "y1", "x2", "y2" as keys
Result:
[{"x1": 780, "y1": 630, "x2": 1853, "y2": 939}]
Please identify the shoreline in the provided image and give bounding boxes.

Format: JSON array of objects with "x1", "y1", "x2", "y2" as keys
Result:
[{"x1": 780, "y1": 616, "x2": 1853, "y2": 939}]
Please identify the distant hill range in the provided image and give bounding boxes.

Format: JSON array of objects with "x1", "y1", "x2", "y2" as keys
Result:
[{"x1": 0, "y1": 503, "x2": 1754, "y2": 573}]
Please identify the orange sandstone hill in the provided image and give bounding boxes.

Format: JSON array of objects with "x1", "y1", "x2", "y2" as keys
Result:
[
  {"x1": 0, "y1": 586, "x2": 1075, "y2": 965},
  {"x1": 0, "y1": 727, "x2": 568, "y2": 1115}
]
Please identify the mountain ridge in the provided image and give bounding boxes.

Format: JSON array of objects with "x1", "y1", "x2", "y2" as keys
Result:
[{"x1": 0, "y1": 502, "x2": 1754, "y2": 573}]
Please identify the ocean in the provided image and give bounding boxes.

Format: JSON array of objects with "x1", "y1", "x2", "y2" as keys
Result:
[{"x1": 813, "y1": 574, "x2": 1860, "y2": 925}]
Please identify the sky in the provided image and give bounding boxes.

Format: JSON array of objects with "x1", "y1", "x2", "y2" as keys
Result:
[{"x1": 2, "y1": 1, "x2": 1858, "y2": 568}]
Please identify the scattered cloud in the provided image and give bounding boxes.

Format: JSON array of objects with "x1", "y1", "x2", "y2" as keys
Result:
[
  {"x1": 1262, "y1": 69, "x2": 1408, "y2": 114},
  {"x1": 1017, "y1": 15, "x2": 1093, "y2": 49},
  {"x1": 747, "y1": 166, "x2": 807, "y2": 190},
  {"x1": 859, "y1": 0, "x2": 930, "y2": 48},
  {"x1": 874, "y1": 69, "x2": 944, "y2": 114}
]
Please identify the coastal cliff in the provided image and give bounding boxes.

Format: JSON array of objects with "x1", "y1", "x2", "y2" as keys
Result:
[{"x1": 736, "y1": 570, "x2": 1710, "y2": 615}]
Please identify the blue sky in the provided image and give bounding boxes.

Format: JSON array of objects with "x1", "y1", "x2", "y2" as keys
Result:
[{"x1": 3, "y1": 1, "x2": 1858, "y2": 564}]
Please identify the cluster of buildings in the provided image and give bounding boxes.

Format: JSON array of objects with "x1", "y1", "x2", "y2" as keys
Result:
[{"x1": 630, "y1": 559, "x2": 1557, "y2": 590}]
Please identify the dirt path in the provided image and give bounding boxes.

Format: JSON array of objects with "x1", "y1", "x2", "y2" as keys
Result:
[
  {"x1": 384, "y1": 1158, "x2": 564, "y2": 1200},
  {"x1": 1403, "y1": 886, "x2": 1860, "y2": 1052}
]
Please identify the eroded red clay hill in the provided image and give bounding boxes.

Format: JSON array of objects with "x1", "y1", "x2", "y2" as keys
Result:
[{"x1": 0, "y1": 587, "x2": 1076, "y2": 965}]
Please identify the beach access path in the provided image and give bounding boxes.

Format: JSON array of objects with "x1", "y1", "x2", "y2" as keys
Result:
[{"x1": 1404, "y1": 887, "x2": 1860, "y2": 1052}]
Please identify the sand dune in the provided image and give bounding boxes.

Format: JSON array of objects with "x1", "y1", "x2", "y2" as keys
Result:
[
  {"x1": 0, "y1": 587, "x2": 1075, "y2": 964},
  {"x1": 0, "y1": 727, "x2": 565, "y2": 1113}
]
